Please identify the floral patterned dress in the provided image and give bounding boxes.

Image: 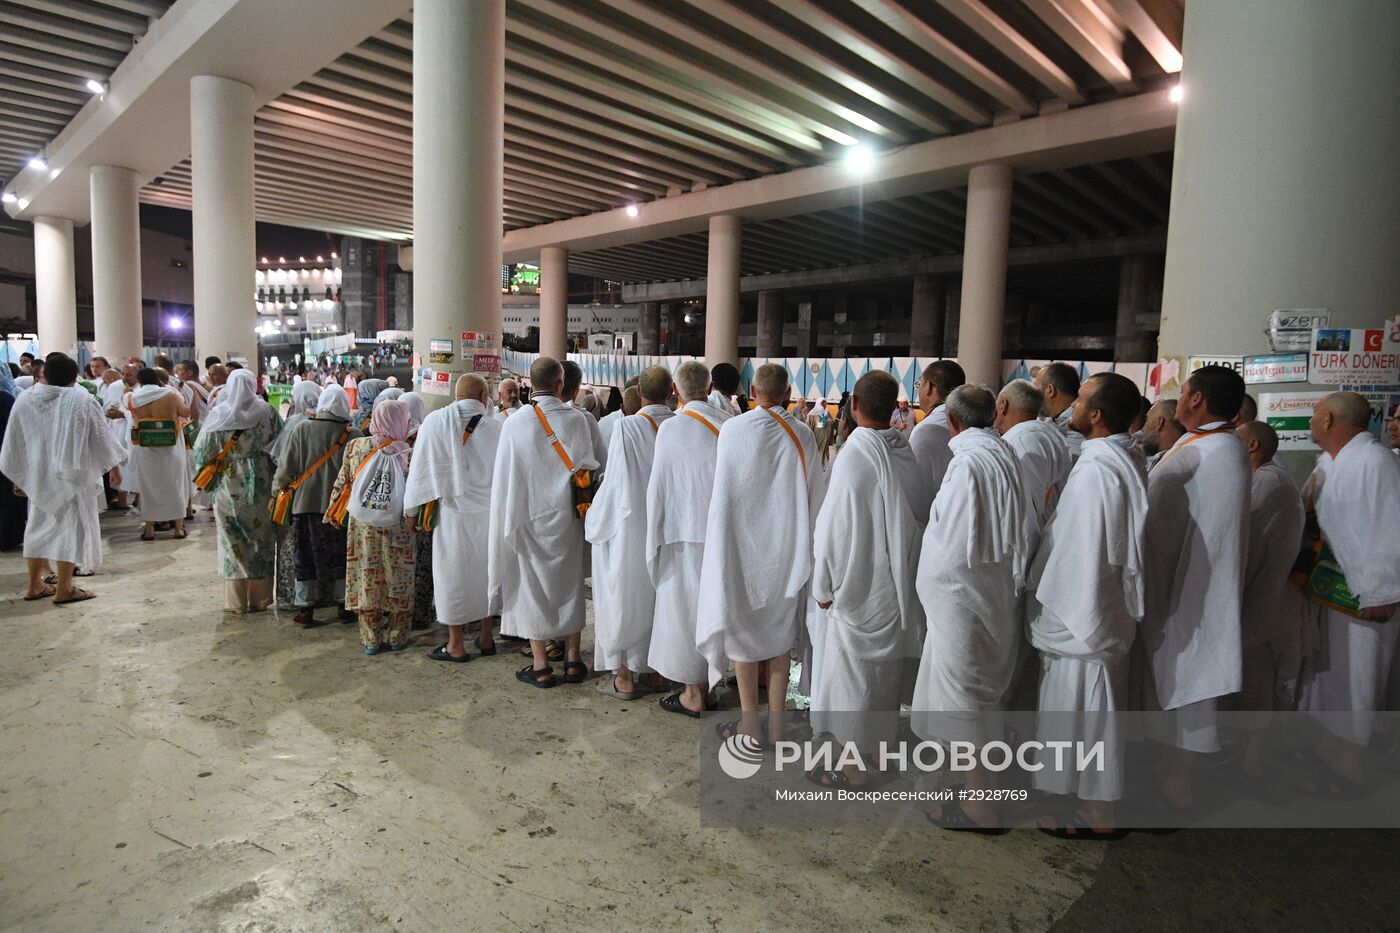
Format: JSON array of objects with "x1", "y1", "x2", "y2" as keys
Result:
[
  {"x1": 330, "y1": 436, "x2": 416, "y2": 615},
  {"x1": 193, "y1": 410, "x2": 283, "y2": 580}
]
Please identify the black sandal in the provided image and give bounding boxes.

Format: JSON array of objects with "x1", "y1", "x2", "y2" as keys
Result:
[
  {"x1": 562, "y1": 660, "x2": 588, "y2": 684},
  {"x1": 473, "y1": 636, "x2": 497, "y2": 657},
  {"x1": 715, "y1": 718, "x2": 769, "y2": 746},
  {"x1": 659, "y1": 692, "x2": 702, "y2": 719},
  {"x1": 515, "y1": 664, "x2": 557, "y2": 689},
  {"x1": 1037, "y1": 811, "x2": 1128, "y2": 841},
  {"x1": 429, "y1": 644, "x2": 470, "y2": 663},
  {"x1": 546, "y1": 640, "x2": 566, "y2": 663},
  {"x1": 924, "y1": 799, "x2": 1009, "y2": 836},
  {"x1": 806, "y1": 767, "x2": 850, "y2": 789}
]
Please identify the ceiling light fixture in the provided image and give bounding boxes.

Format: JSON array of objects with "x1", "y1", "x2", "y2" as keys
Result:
[
  {"x1": 625, "y1": 204, "x2": 639, "y2": 217},
  {"x1": 1, "y1": 192, "x2": 15, "y2": 204},
  {"x1": 49, "y1": 168, "x2": 61, "y2": 179},
  {"x1": 86, "y1": 79, "x2": 106, "y2": 95},
  {"x1": 843, "y1": 144, "x2": 875, "y2": 173},
  {"x1": 27, "y1": 156, "x2": 46, "y2": 171},
  {"x1": 1169, "y1": 84, "x2": 1184, "y2": 104}
]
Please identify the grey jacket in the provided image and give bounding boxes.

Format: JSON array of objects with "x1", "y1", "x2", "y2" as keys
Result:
[{"x1": 272, "y1": 416, "x2": 362, "y2": 514}]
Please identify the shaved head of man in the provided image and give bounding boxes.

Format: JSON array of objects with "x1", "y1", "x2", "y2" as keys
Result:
[
  {"x1": 994, "y1": 379, "x2": 1043, "y2": 434},
  {"x1": 1236, "y1": 420, "x2": 1279, "y2": 470},
  {"x1": 945, "y1": 384, "x2": 996, "y2": 434},
  {"x1": 621, "y1": 385, "x2": 643, "y2": 415},
  {"x1": 751, "y1": 363, "x2": 790, "y2": 406},
  {"x1": 918, "y1": 359, "x2": 965, "y2": 412},
  {"x1": 1309, "y1": 391, "x2": 1372, "y2": 457},
  {"x1": 637, "y1": 366, "x2": 674, "y2": 405},
  {"x1": 852, "y1": 370, "x2": 899, "y2": 428},
  {"x1": 1141, "y1": 398, "x2": 1185, "y2": 456},
  {"x1": 530, "y1": 356, "x2": 564, "y2": 398},
  {"x1": 456, "y1": 373, "x2": 488, "y2": 402}
]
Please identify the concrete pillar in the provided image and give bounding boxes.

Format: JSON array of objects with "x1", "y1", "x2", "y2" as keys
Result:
[
  {"x1": 756, "y1": 289, "x2": 783, "y2": 357},
  {"x1": 1115, "y1": 254, "x2": 1156, "y2": 362},
  {"x1": 90, "y1": 165, "x2": 144, "y2": 360},
  {"x1": 413, "y1": 0, "x2": 505, "y2": 405},
  {"x1": 704, "y1": 214, "x2": 741, "y2": 366},
  {"x1": 1160, "y1": 0, "x2": 1400, "y2": 357},
  {"x1": 191, "y1": 76, "x2": 256, "y2": 367},
  {"x1": 795, "y1": 294, "x2": 817, "y2": 356},
  {"x1": 539, "y1": 245, "x2": 568, "y2": 360},
  {"x1": 33, "y1": 216, "x2": 78, "y2": 357},
  {"x1": 637, "y1": 301, "x2": 659, "y2": 354},
  {"x1": 909, "y1": 274, "x2": 947, "y2": 357},
  {"x1": 957, "y1": 164, "x2": 1013, "y2": 386}
]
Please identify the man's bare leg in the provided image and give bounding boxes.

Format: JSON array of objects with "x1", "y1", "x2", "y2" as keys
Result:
[
  {"x1": 563, "y1": 633, "x2": 582, "y2": 665},
  {"x1": 24, "y1": 559, "x2": 52, "y2": 598},
  {"x1": 613, "y1": 665, "x2": 636, "y2": 693},
  {"x1": 172, "y1": 517, "x2": 186, "y2": 538},
  {"x1": 477, "y1": 616, "x2": 495, "y2": 651},
  {"x1": 529, "y1": 639, "x2": 552, "y2": 671},
  {"x1": 766, "y1": 654, "x2": 789, "y2": 744},
  {"x1": 52, "y1": 561, "x2": 78, "y2": 601},
  {"x1": 678, "y1": 682, "x2": 709, "y2": 714},
  {"x1": 142, "y1": 520, "x2": 156, "y2": 540},
  {"x1": 734, "y1": 660, "x2": 764, "y2": 742},
  {"x1": 445, "y1": 623, "x2": 468, "y2": 659}
]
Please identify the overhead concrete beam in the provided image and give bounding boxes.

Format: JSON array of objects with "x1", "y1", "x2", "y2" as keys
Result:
[
  {"x1": 5, "y1": 0, "x2": 410, "y2": 226},
  {"x1": 620, "y1": 232, "x2": 1166, "y2": 302},
  {"x1": 503, "y1": 91, "x2": 1175, "y2": 263}
]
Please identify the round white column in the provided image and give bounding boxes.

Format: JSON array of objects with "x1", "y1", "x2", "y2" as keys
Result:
[
  {"x1": 957, "y1": 164, "x2": 1013, "y2": 386},
  {"x1": 704, "y1": 214, "x2": 742, "y2": 367},
  {"x1": 1160, "y1": 0, "x2": 1400, "y2": 356},
  {"x1": 191, "y1": 75, "x2": 256, "y2": 368},
  {"x1": 90, "y1": 165, "x2": 144, "y2": 361},
  {"x1": 538, "y1": 245, "x2": 568, "y2": 360},
  {"x1": 413, "y1": 0, "x2": 505, "y2": 406},
  {"x1": 33, "y1": 216, "x2": 78, "y2": 357}
]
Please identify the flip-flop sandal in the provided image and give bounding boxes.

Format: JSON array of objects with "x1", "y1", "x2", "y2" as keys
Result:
[
  {"x1": 659, "y1": 692, "x2": 703, "y2": 719},
  {"x1": 924, "y1": 799, "x2": 1009, "y2": 836},
  {"x1": 473, "y1": 636, "x2": 497, "y2": 657},
  {"x1": 42, "y1": 571, "x2": 93, "y2": 585},
  {"x1": 428, "y1": 644, "x2": 470, "y2": 663},
  {"x1": 546, "y1": 640, "x2": 566, "y2": 663},
  {"x1": 516, "y1": 664, "x2": 558, "y2": 689},
  {"x1": 714, "y1": 718, "x2": 769, "y2": 746},
  {"x1": 1037, "y1": 812, "x2": 1129, "y2": 841},
  {"x1": 140, "y1": 530, "x2": 155, "y2": 541},
  {"x1": 596, "y1": 675, "x2": 645, "y2": 700},
  {"x1": 24, "y1": 585, "x2": 57, "y2": 601},
  {"x1": 806, "y1": 767, "x2": 850, "y2": 789},
  {"x1": 172, "y1": 529, "x2": 188, "y2": 540},
  {"x1": 52, "y1": 587, "x2": 97, "y2": 606}
]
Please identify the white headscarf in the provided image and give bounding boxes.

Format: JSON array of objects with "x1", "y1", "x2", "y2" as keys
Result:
[
  {"x1": 199, "y1": 369, "x2": 269, "y2": 434},
  {"x1": 290, "y1": 379, "x2": 321, "y2": 415},
  {"x1": 401, "y1": 391, "x2": 427, "y2": 434},
  {"x1": 316, "y1": 385, "x2": 352, "y2": 421},
  {"x1": 376, "y1": 387, "x2": 404, "y2": 406}
]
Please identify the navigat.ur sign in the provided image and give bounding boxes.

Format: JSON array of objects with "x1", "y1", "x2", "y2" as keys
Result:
[{"x1": 1309, "y1": 324, "x2": 1400, "y2": 385}]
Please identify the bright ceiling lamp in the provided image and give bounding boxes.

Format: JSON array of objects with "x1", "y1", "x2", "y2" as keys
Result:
[
  {"x1": 1, "y1": 192, "x2": 15, "y2": 204},
  {"x1": 1169, "y1": 84, "x2": 1184, "y2": 104},
  {"x1": 625, "y1": 204, "x2": 639, "y2": 217},
  {"x1": 86, "y1": 79, "x2": 106, "y2": 95},
  {"x1": 843, "y1": 143, "x2": 875, "y2": 173},
  {"x1": 27, "y1": 156, "x2": 46, "y2": 171}
]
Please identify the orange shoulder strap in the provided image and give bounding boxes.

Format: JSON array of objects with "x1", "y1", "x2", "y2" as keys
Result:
[
  {"x1": 532, "y1": 404, "x2": 576, "y2": 473},
  {"x1": 639, "y1": 412, "x2": 659, "y2": 433},
  {"x1": 681, "y1": 409, "x2": 719, "y2": 437},
  {"x1": 763, "y1": 407, "x2": 807, "y2": 476}
]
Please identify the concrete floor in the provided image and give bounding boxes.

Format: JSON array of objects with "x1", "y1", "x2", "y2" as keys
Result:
[{"x1": 1, "y1": 511, "x2": 1397, "y2": 932}]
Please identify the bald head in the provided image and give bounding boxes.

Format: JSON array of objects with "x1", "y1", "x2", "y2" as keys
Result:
[
  {"x1": 456, "y1": 373, "x2": 488, "y2": 402},
  {"x1": 1309, "y1": 391, "x2": 1372, "y2": 457},
  {"x1": 1142, "y1": 398, "x2": 1185, "y2": 456},
  {"x1": 751, "y1": 363, "x2": 790, "y2": 406},
  {"x1": 638, "y1": 366, "x2": 673, "y2": 405},
  {"x1": 1324, "y1": 391, "x2": 1371, "y2": 429},
  {"x1": 622, "y1": 385, "x2": 643, "y2": 416},
  {"x1": 674, "y1": 360, "x2": 710, "y2": 402},
  {"x1": 852, "y1": 370, "x2": 899, "y2": 428},
  {"x1": 1236, "y1": 420, "x2": 1279, "y2": 470},
  {"x1": 530, "y1": 356, "x2": 563, "y2": 398}
]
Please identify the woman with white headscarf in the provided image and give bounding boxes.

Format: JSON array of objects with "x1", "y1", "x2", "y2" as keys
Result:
[
  {"x1": 192, "y1": 369, "x2": 284, "y2": 613},
  {"x1": 375, "y1": 387, "x2": 404, "y2": 406},
  {"x1": 271, "y1": 384, "x2": 362, "y2": 627},
  {"x1": 268, "y1": 379, "x2": 321, "y2": 463},
  {"x1": 328, "y1": 398, "x2": 416, "y2": 654}
]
